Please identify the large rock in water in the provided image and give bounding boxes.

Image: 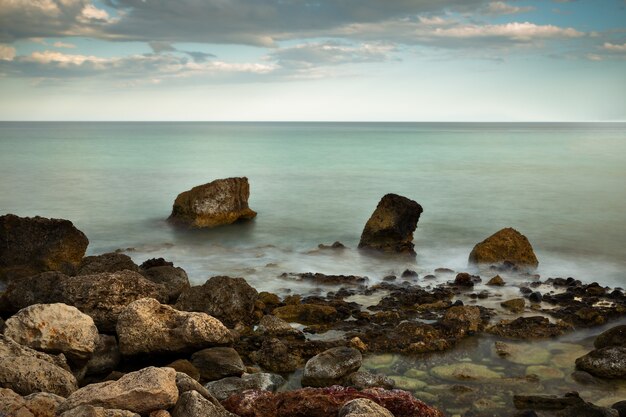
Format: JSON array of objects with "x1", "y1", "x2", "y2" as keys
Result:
[
  {"x1": 575, "y1": 346, "x2": 626, "y2": 379},
  {"x1": 302, "y1": 347, "x2": 363, "y2": 387},
  {"x1": 468, "y1": 227, "x2": 538, "y2": 270},
  {"x1": 0, "y1": 214, "x2": 88, "y2": 280},
  {"x1": 169, "y1": 177, "x2": 257, "y2": 228},
  {"x1": 116, "y1": 298, "x2": 232, "y2": 356},
  {"x1": 358, "y1": 194, "x2": 423, "y2": 255}
]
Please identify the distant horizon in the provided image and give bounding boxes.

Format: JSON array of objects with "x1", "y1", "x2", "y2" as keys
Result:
[{"x1": 1, "y1": 120, "x2": 625, "y2": 124}]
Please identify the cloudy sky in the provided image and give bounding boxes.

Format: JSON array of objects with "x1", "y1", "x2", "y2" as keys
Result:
[{"x1": 0, "y1": 0, "x2": 624, "y2": 121}]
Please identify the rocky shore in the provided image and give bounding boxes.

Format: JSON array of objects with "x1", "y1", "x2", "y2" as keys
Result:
[{"x1": 1, "y1": 203, "x2": 626, "y2": 416}]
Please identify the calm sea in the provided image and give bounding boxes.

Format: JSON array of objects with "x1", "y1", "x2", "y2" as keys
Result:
[{"x1": 1, "y1": 122, "x2": 625, "y2": 293}]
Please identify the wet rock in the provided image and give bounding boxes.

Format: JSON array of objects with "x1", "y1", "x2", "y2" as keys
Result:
[
  {"x1": 282, "y1": 272, "x2": 367, "y2": 286},
  {"x1": 60, "y1": 405, "x2": 140, "y2": 417},
  {"x1": 140, "y1": 266, "x2": 190, "y2": 303},
  {"x1": 0, "y1": 214, "x2": 88, "y2": 280},
  {"x1": 168, "y1": 177, "x2": 257, "y2": 228},
  {"x1": 612, "y1": 401, "x2": 626, "y2": 417},
  {"x1": 318, "y1": 242, "x2": 346, "y2": 250},
  {"x1": 496, "y1": 343, "x2": 549, "y2": 365},
  {"x1": 430, "y1": 363, "x2": 502, "y2": 381},
  {"x1": 191, "y1": 347, "x2": 245, "y2": 382},
  {"x1": 249, "y1": 338, "x2": 301, "y2": 373},
  {"x1": 486, "y1": 275, "x2": 505, "y2": 286},
  {"x1": 575, "y1": 346, "x2": 626, "y2": 379},
  {"x1": 140, "y1": 258, "x2": 173, "y2": 269},
  {"x1": 272, "y1": 303, "x2": 338, "y2": 325},
  {"x1": 4, "y1": 303, "x2": 98, "y2": 361},
  {"x1": 468, "y1": 227, "x2": 538, "y2": 270},
  {"x1": 221, "y1": 386, "x2": 444, "y2": 417},
  {"x1": 116, "y1": 298, "x2": 232, "y2": 356},
  {"x1": 256, "y1": 314, "x2": 302, "y2": 337},
  {"x1": 167, "y1": 360, "x2": 200, "y2": 381},
  {"x1": 302, "y1": 347, "x2": 362, "y2": 387},
  {"x1": 176, "y1": 276, "x2": 258, "y2": 328},
  {"x1": 85, "y1": 335, "x2": 120, "y2": 376},
  {"x1": 556, "y1": 403, "x2": 619, "y2": 417},
  {"x1": 513, "y1": 392, "x2": 584, "y2": 410},
  {"x1": 57, "y1": 367, "x2": 178, "y2": 414},
  {"x1": 487, "y1": 316, "x2": 570, "y2": 339},
  {"x1": 442, "y1": 305, "x2": 482, "y2": 333},
  {"x1": 358, "y1": 193, "x2": 423, "y2": 255},
  {"x1": 339, "y1": 398, "x2": 394, "y2": 417},
  {"x1": 454, "y1": 272, "x2": 479, "y2": 287},
  {"x1": 77, "y1": 253, "x2": 138, "y2": 276},
  {"x1": 401, "y1": 269, "x2": 418, "y2": 278},
  {"x1": 205, "y1": 373, "x2": 285, "y2": 401},
  {"x1": 171, "y1": 390, "x2": 235, "y2": 417},
  {"x1": 595, "y1": 325, "x2": 626, "y2": 349},
  {"x1": 526, "y1": 365, "x2": 564, "y2": 380},
  {"x1": 344, "y1": 371, "x2": 395, "y2": 390},
  {"x1": 529, "y1": 291, "x2": 543, "y2": 303},
  {"x1": 501, "y1": 298, "x2": 526, "y2": 313}
]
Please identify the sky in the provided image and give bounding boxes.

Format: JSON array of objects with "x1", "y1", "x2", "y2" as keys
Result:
[{"x1": 0, "y1": 0, "x2": 624, "y2": 121}]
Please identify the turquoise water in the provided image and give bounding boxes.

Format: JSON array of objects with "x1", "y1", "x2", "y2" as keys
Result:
[{"x1": 1, "y1": 122, "x2": 625, "y2": 292}]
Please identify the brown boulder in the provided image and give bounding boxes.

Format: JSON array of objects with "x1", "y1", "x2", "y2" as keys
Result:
[
  {"x1": 468, "y1": 227, "x2": 538, "y2": 270},
  {"x1": 168, "y1": 177, "x2": 256, "y2": 228},
  {"x1": 77, "y1": 253, "x2": 138, "y2": 276},
  {"x1": 272, "y1": 304, "x2": 338, "y2": 325},
  {"x1": 358, "y1": 194, "x2": 423, "y2": 255}
]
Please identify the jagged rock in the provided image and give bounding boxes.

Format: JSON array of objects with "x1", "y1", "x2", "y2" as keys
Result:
[
  {"x1": 575, "y1": 347, "x2": 626, "y2": 379},
  {"x1": 249, "y1": 338, "x2": 301, "y2": 373},
  {"x1": 57, "y1": 367, "x2": 178, "y2": 414},
  {"x1": 77, "y1": 253, "x2": 138, "y2": 276},
  {"x1": 595, "y1": 325, "x2": 626, "y2": 349},
  {"x1": 339, "y1": 398, "x2": 394, "y2": 417},
  {"x1": 171, "y1": 390, "x2": 235, "y2": 417},
  {"x1": 442, "y1": 305, "x2": 482, "y2": 333},
  {"x1": 140, "y1": 266, "x2": 190, "y2": 303},
  {"x1": 168, "y1": 177, "x2": 256, "y2": 228},
  {"x1": 256, "y1": 314, "x2": 302, "y2": 337},
  {"x1": 176, "y1": 276, "x2": 258, "y2": 328},
  {"x1": 117, "y1": 298, "x2": 232, "y2": 356},
  {"x1": 501, "y1": 298, "x2": 526, "y2": 313},
  {"x1": 191, "y1": 347, "x2": 245, "y2": 382},
  {"x1": 85, "y1": 335, "x2": 120, "y2": 376},
  {"x1": 358, "y1": 194, "x2": 423, "y2": 255},
  {"x1": 272, "y1": 303, "x2": 338, "y2": 325},
  {"x1": 60, "y1": 405, "x2": 140, "y2": 417},
  {"x1": 487, "y1": 316, "x2": 570, "y2": 339},
  {"x1": 468, "y1": 227, "x2": 538, "y2": 270},
  {"x1": 205, "y1": 373, "x2": 285, "y2": 401},
  {"x1": 487, "y1": 275, "x2": 505, "y2": 286},
  {"x1": 302, "y1": 347, "x2": 363, "y2": 387},
  {"x1": 0, "y1": 214, "x2": 88, "y2": 280},
  {"x1": 4, "y1": 303, "x2": 98, "y2": 361}
]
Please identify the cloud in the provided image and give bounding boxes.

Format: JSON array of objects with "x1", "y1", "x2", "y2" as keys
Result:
[
  {"x1": 0, "y1": 44, "x2": 16, "y2": 61},
  {"x1": 483, "y1": 2, "x2": 535, "y2": 15},
  {"x1": 53, "y1": 41, "x2": 77, "y2": 49},
  {"x1": 268, "y1": 41, "x2": 396, "y2": 69},
  {"x1": 603, "y1": 42, "x2": 626, "y2": 52},
  {"x1": 431, "y1": 22, "x2": 584, "y2": 41}
]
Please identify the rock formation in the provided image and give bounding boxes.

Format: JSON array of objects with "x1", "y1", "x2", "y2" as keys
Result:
[{"x1": 468, "y1": 227, "x2": 538, "y2": 270}]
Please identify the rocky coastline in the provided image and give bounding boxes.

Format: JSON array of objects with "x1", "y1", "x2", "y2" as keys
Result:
[{"x1": 1, "y1": 187, "x2": 625, "y2": 417}]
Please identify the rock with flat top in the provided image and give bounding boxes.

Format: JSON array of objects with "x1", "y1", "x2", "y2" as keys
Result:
[{"x1": 469, "y1": 227, "x2": 538, "y2": 270}]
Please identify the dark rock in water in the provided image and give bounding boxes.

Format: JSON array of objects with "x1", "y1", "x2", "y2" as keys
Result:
[
  {"x1": 168, "y1": 177, "x2": 257, "y2": 228},
  {"x1": 191, "y1": 347, "x2": 245, "y2": 382},
  {"x1": 575, "y1": 346, "x2": 626, "y2": 379},
  {"x1": 77, "y1": 253, "x2": 138, "y2": 276},
  {"x1": 140, "y1": 265, "x2": 190, "y2": 303},
  {"x1": 0, "y1": 214, "x2": 88, "y2": 280},
  {"x1": 250, "y1": 338, "x2": 301, "y2": 373},
  {"x1": 272, "y1": 303, "x2": 338, "y2": 325},
  {"x1": 318, "y1": 241, "x2": 346, "y2": 250},
  {"x1": 140, "y1": 258, "x2": 174, "y2": 269},
  {"x1": 339, "y1": 399, "x2": 394, "y2": 417},
  {"x1": 358, "y1": 194, "x2": 423, "y2": 255},
  {"x1": 221, "y1": 386, "x2": 445, "y2": 417},
  {"x1": 612, "y1": 400, "x2": 626, "y2": 417},
  {"x1": 513, "y1": 392, "x2": 584, "y2": 410},
  {"x1": 468, "y1": 227, "x2": 538, "y2": 270},
  {"x1": 454, "y1": 272, "x2": 480, "y2": 287},
  {"x1": 442, "y1": 305, "x2": 483, "y2": 334},
  {"x1": 570, "y1": 370, "x2": 608, "y2": 386},
  {"x1": 595, "y1": 325, "x2": 626, "y2": 349},
  {"x1": 344, "y1": 371, "x2": 395, "y2": 390},
  {"x1": 205, "y1": 373, "x2": 285, "y2": 401},
  {"x1": 282, "y1": 272, "x2": 367, "y2": 286},
  {"x1": 176, "y1": 276, "x2": 258, "y2": 328},
  {"x1": 302, "y1": 347, "x2": 363, "y2": 387},
  {"x1": 401, "y1": 269, "x2": 418, "y2": 278},
  {"x1": 487, "y1": 316, "x2": 570, "y2": 339},
  {"x1": 501, "y1": 298, "x2": 526, "y2": 313},
  {"x1": 529, "y1": 291, "x2": 543, "y2": 303},
  {"x1": 486, "y1": 275, "x2": 505, "y2": 286},
  {"x1": 382, "y1": 275, "x2": 396, "y2": 282}
]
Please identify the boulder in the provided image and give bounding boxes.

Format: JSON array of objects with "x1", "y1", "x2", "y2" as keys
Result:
[
  {"x1": 77, "y1": 253, "x2": 138, "y2": 276},
  {"x1": 0, "y1": 214, "x2": 88, "y2": 280},
  {"x1": 167, "y1": 360, "x2": 200, "y2": 381},
  {"x1": 4, "y1": 303, "x2": 98, "y2": 361},
  {"x1": 442, "y1": 305, "x2": 482, "y2": 333},
  {"x1": 116, "y1": 298, "x2": 232, "y2": 356},
  {"x1": 85, "y1": 335, "x2": 121, "y2": 376},
  {"x1": 487, "y1": 316, "x2": 570, "y2": 339},
  {"x1": 174, "y1": 372, "x2": 222, "y2": 406},
  {"x1": 140, "y1": 266, "x2": 190, "y2": 303},
  {"x1": 575, "y1": 347, "x2": 626, "y2": 379},
  {"x1": 487, "y1": 275, "x2": 505, "y2": 286},
  {"x1": 191, "y1": 347, "x2": 245, "y2": 382},
  {"x1": 171, "y1": 390, "x2": 235, "y2": 417},
  {"x1": 501, "y1": 298, "x2": 526, "y2": 313},
  {"x1": 1, "y1": 271, "x2": 67, "y2": 313},
  {"x1": 0, "y1": 388, "x2": 64, "y2": 417},
  {"x1": 302, "y1": 347, "x2": 363, "y2": 387},
  {"x1": 339, "y1": 398, "x2": 394, "y2": 417},
  {"x1": 249, "y1": 338, "x2": 301, "y2": 373},
  {"x1": 468, "y1": 227, "x2": 538, "y2": 270},
  {"x1": 176, "y1": 276, "x2": 258, "y2": 328},
  {"x1": 344, "y1": 371, "x2": 395, "y2": 390},
  {"x1": 358, "y1": 194, "x2": 423, "y2": 255},
  {"x1": 60, "y1": 405, "x2": 140, "y2": 417},
  {"x1": 513, "y1": 392, "x2": 585, "y2": 410},
  {"x1": 57, "y1": 367, "x2": 178, "y2": 414},
  {"x1": 168, "y1": 177, "x2": 257, "y2": 228},
  {"x1": 595, "y1": 325, "x2": 626, "y2": 349},
  {"x1": 205, "y1": 373, "x2": 285, "y2": 401},
  {"x1": 256, "y1": 314, "x2": 302, "y2": 337}
]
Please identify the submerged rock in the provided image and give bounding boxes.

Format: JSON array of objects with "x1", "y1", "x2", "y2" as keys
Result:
[
  {"x1": 302, "y1": 347, "x2": 363, "y2": 387},
  {"x1": 0, "y1": 214, "x2": 88, "y2": 280},
  {"x1": 77, "y1": 253, "x2": 138, "y2": 276},
  {"x1": 358, "y1": 193, "x2": 423, "y2": 255},
  {"x1": 575, "y1": 346, "x2": 626, "y2": 379},
  {"x1": 168, "y1": 177, "x2": 257, "y2": 228},
  {"x1": 468, "y1": 227, "x2": 538, "y2": 270}
]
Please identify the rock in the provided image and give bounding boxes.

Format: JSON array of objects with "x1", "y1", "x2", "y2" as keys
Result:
[
  {"x1": 344, "y1": 371, "x2": 395, "y2": 390},
  {"x1": 168, "y1": 177, "x2": 257, "y2": 228},
  {"x1": 191, "y1": 347, "x2": 245, "y2": 382},
  {"x1": 249, "y1": 338, "x2": 301, "y2": 373},
  {"x1": 318, "y1": 242, "x2": 346, "y2": 250},
  {"x1": 272, "y1": 303, "x2": 338, "y2": 325},
  {"x1": 442, "y1": 305, "x2": 482, "y2": 333},
  {"x1": 486, "y1": 275, "x2": 505, "y2": 286},
  {"x1": 0, "y1": 388, "x2": 65, "y2": 417},
  {"x1": 175, "y1": 372, "x2": 220, "y2": 405},
  {"x1": 526, "y1": 365, "x2": 564, "y2": 380},
  {"x1": 140, "y1": 266, "x2": 190, "y2": 303},
  {"x1": 612, "y1": 401, "x2": 626, "y2": 417},
  {"x1": 430, "y1": 363, "x2": 502, "y2": 381},
  {"x1": 176, "y1": 276, "x2": 258, "y2": 328},
  {"x1": 205, "y1": 373, "x2": 285, "y2": 401},
  {"x1": 468, "y1": 227, "x2": 538, "y2": 270},
  {"x1": 283, "y1": 272, "x2": 367, "y2": 286},
  {"x1": 453, "y1": 272, "x2": 479, "y2": 287},
  {"x1": 85, "y1": 335, "x2": 120, "y2": 376},
  {"x1": 57, "y1": 367, "x2": 178, "y2": 414},
  {"x1": 401, "y1": 269, "x2": 418, "y2": 278},
  {"x1": 501, "y1": 298, "x2": 526, "y2": 313},
  {"x1": 0, "y1": 271, "x2": 67, "y2": 313},
  {"x1": 256, "y1": 314, "x2": 302, "y2": 337},
  {"x1": 595, "y1": 325, "x2": 626, "y2": 349},
  {"x1": 4, "y1": 303, "x2": 98, "y2": 361},
  {"x1": 60, "y1": 405, "x2": 140, "y2": 417},
  {"x1": 150, "y1": 410, "x2": 171, "y2": 417},
  {"x1": 487, "y1": 316, "x2": 570, "y2": 339},
  {"x1": 171, "y1": 390, "x2": 235, "y2": 417},
  {"x1": 140, "y1": 258, "x2": 173, "y2": 269},
  {"x1": 116, "y1": 298, "x2": 232, "y2": 356},
  {"x1": 221, "y1": 386, "x2": 444, "y2": 417},
  {"x1": 77, "y1": 253, "x2": 138, "y2": 276},
  {"x1": 557, "y1": 403, "x2": 619, "y2": 417},
  {"x1": 513, "y1": 392, "x2": 584, "y2": 410},
  {"x1": 302, "y1": 347, "x2": 363, "y2": 387},
  {"x1": 0, "y1": 335, "x2": 77, "y2": 397},
  {"x1": 529, "y1": 291, "x2": 543, "y2": 303},
  {"x1": 0, "y1": 214, "x2": 88, "y2": 280},
  {"x1": 168, "y1": 360, "x2": 200, "y2": 381},
  {"x1": 339, "y1": 398, "x2": 394, "y2": 417},
  {"x1": 575, "y1": 347, "x2": 626, "y2": 379},
  {"x1": 358, "y1": 194, "x2": 423, "y2": 255}
]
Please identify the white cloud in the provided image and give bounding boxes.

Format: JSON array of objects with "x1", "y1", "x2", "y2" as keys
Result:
[
  {"x1": 0, "y1": 44, "x2": 16, "y2": 61},
  {"x1": 269, "y1": 41, "x2": 395, "y2": 68},
  {"x1": 432, "y1": 22, "x2": 584, "y2": 41},
  {"x1": 53, "y1": 41, "x2": 76, "y2": 48},
  {"x1": 79, "y1": 4, "x2": 111, "y2": 22},
  {"x1": 603, "y1": 42, "x2": 626, "y2": 52},
  {"x1": 484, "y1": 1, "x2": 535, "y2": 15}
]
